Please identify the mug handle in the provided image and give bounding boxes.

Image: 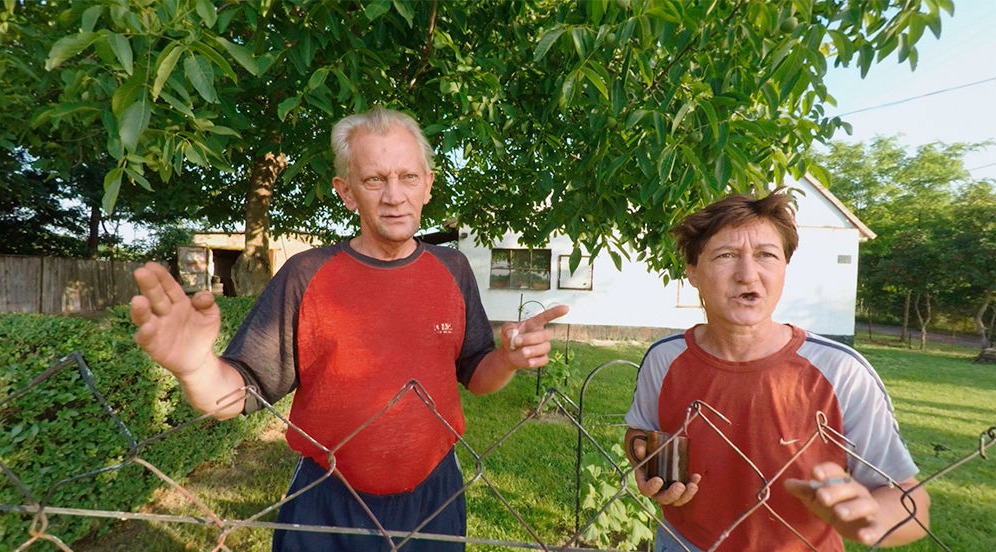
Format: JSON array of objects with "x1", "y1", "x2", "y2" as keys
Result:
[{"x1": 627, "y1": 432, "x2": 649, "y2": 462}]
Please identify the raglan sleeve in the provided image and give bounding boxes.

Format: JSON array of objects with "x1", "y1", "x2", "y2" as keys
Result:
[
  {"x1": 443, "y1": 247, "x2": 496, "y2": 387},
  {"x1": 625, "y1": 346, "x2": 668, "y2": 431},
  {"x1": 221, "y1": 249, "x2": 326, "y2": 414},
  {"x1": 835, "y1": 351, "x2": 920, "y2": 488}
]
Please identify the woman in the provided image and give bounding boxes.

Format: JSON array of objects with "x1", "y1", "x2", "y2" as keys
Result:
[{"x1": 624, "y1": 189, "x2": 930, "y2": 551}]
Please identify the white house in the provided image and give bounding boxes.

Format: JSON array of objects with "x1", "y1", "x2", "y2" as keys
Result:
[{"x1": 458, "y1": 174, "x2": 874, "y2": 344}]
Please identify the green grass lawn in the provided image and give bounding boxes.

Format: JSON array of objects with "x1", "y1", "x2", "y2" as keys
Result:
[{"x1": 69, "y1": 336, "x2": 994, "y2": 551}]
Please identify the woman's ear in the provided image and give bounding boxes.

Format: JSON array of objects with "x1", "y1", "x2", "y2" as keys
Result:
[{"x1": 685, "y1": 263, "x2": 699, "y2": 288}]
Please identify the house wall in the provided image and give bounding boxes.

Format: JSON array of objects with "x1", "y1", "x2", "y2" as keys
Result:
[{"x1": 460, "y1": 177, "x2": 865, "y2": 342}]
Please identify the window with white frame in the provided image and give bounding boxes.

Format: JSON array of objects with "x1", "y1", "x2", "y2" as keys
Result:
[{"x1": 489, "y1": 249, "x2": 551, "y2": 290}]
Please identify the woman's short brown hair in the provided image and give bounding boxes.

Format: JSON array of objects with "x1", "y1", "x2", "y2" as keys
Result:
[{"x1": 670, "y1": 188, "x2": 799, "y2": 267}]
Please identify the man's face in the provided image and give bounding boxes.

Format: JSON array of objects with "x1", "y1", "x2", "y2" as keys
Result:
[
  {"x1": 333, "y1": 125, "x2": 433, "y2": 252},
  {"x1": 685, "y1": 219, "x2": 787, "y2": 330}
]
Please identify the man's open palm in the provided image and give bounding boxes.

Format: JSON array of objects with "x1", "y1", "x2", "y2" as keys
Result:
[{"x1": 130, "y1": 262, "x2": 221, "y2": 378}]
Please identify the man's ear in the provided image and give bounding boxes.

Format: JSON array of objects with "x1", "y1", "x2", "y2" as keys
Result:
[
  {"x1": 332, "y1": 176, "x2": 357, "y2": 212},
  {"x1": 422, "y1": 171, "x2": 434, "y2": 205}
]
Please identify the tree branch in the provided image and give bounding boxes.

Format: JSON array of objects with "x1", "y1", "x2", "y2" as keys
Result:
[{"x1": 408, "y1": 0, "x2": 438, "y2": 89}]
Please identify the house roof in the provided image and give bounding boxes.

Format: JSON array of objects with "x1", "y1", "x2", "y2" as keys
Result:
[{"x1": 799, "y1": 173, "x2": 877, "y2": 241}]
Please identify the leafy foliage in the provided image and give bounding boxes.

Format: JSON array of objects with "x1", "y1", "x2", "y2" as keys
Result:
[
  {"x1": 1, "y1": 0, "x2": 954, "y2": 278},
  {"x1": 580, "y1": 443, "x2": 656, "y2": 549},
  {"x1": 816, "y1": 136, "x2": 996, "y2": 346},
  {"x1": 534, "y1": 349, "x2": 575, "y2": 411},
  {"x1": 0, "y1": 297, "x2": 261, "y2": 549},
  {"x1": 0, "y1": 148, "x2": 89, "y2": 256}
]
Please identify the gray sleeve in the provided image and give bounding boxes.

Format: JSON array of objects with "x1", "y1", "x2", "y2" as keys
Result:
[
  {"x1": 624, "y1": 341, "x2": 676, "y2": 431},
  {"x1": 803, "y1": 338, "x2": 919, "y2": 487},
  {"x1": 840, "y1": 364, "x2": 919, "y2": 488},
  {"x1": 222, "y1": 247, "x2": 334, "y2": 413},
  {"x1": 428, "y1": 244, "x2": 496, "y2": 387}
]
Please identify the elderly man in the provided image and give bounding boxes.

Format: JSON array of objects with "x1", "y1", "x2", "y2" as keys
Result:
[{"x1": 131, "y1": 106, "x2": 568, "y2": 551}]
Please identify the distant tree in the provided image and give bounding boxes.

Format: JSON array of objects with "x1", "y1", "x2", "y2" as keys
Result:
[
  {"x1": 817, "y1": 136, "x2": 995, "y2": 348},
  {"x1": 934, "y1": 183, "x2": 996, "y2": 348},
  {"x1": 2, "y1": 0, "x2": 954, "y2": 294},
  {"x1": 0, "y1": 148, "x2": 88, "y2": 256}
]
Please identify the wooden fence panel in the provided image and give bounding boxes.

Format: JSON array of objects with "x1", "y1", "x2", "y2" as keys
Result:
[
  {"x1": 0, "y1": 256, "x2": 145, "y2": 314},
  {"x1": 0, "y1": 256, "x2": 42, "y2": 313}
]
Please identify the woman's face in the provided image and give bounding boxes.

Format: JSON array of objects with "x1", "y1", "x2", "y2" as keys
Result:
[{"x1": 685, "y1": 219, "x2": 788, "y2": 330}]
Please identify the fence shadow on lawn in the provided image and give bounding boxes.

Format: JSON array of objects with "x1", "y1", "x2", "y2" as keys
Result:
[{"x1": 1, "y1": 352, "x2": 994, "y2": 551}]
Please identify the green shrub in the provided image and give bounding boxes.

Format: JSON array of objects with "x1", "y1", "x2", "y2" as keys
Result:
[{"x1": 0, "y1": 297, "x2": 262, "y2": 549}]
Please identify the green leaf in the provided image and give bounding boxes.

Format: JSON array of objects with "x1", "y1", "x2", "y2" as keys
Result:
[
  {"x1": 119, "y1": 100, "x2": 151, "y2": 152},
  {"x1": 102, "y1": 109, "x2": 123, "y2": 159},
  {"x1": 159, "y1": 90, "x2": 196, "y2": 119},
  {"x1": 106, "y1": 31, "x2": 134, "y2": 75},
  {"x1": 152, "y1": 43, "x2": 184, "y2": 100},
  {"x1": 125, "y1": 166, "x2": 153, "y2": 191},
  {"x1": 30, "y1": 103, "x2": 100, "y2": 127},
  {"x1": 364, "y1": 0, "x2": 391, "y2": 20},
  {"x1": 203, "y1": 125, "x2": 240, "y2": 137},
  {"x1": 277, "y1": 96, "x2": 302, "y2": 121},
  {"x1": 570, "y1": 26, "x2": 590, "y2": 58},
  {"x1": 195, "y1": 0, "x2": 217, "y2": 28},
  {"x1": 671, "y1": 100, "x2": 694, "y2": 134},
  {"x1": 608, "y1": 249, "x2": 622, "y2": 271},
  {"x1": 392, "y1": 0, "x2": 415, "y2": 25},
  {"x1": 80, "y1": 5, "x2": 103, "y2": 32},
  {"x1": 184, "y1": 54, "x2": 218, "y2": 103},
  {"x1": 580, "y1": 63, "x2": 609, "y2": 99},
  {"x1": 102, "y1": 168, "x2": 124, "y2": 213},
  {"x1": 534, "y1": 27, "x2": 566, "y2": 62},
  {"x1": 560, "y1": 69, "x2": 580, "y2": 108},
  {"x1": 215, "y1": 37, "x2": 259, "y2": 76},
  {"x1": 307, "y1": 67, "x2": 329, "y2": 91},
  {"x1": 111, "y1": 73, "x2": 143, "y2": 117},
  {"x1": 188, "y1": 41, "x2": 237, "y2": 82},
  {"x1": 45, "y1": 32, "x2": 99, "y2": 70}
]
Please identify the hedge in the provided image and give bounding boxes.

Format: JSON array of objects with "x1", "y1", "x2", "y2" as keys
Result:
[{"x1": 0, "y1": 297, "x2": 262, "y2": 549}]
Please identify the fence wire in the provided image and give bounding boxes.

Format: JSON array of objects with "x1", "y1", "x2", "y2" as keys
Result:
[{"x1": 1, "y1": 352, "x2": 993, "y2": 551}]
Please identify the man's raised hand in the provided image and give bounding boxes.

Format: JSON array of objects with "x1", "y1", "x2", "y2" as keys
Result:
[{"x1": 130, "y1": 261, "x2": 221, "y2": 378}]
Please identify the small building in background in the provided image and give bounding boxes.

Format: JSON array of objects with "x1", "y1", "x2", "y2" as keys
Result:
[
  {"x1": 458, "y1": 175, "x2": 874, "y2": 344},
  {"x1": 180, "y1": 232, "x2": 322, "y2": 296}
]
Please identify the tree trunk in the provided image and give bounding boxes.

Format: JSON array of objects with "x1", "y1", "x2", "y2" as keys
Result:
[
  {"x1": 901, "y1": 290, "x2": 911, "y2": 346},
  {"x1": 974, "y1": 293, "x2": 993, "y2": 349},
  {"x1": 86, "y1": 203, "x2": 101, "y2": 258},
  {"x1": 232, "y1": 152, "x2": 286, "y2": 297},
  {"x1": 913, "y1": 291, "x2": 931, "y2": 351}
]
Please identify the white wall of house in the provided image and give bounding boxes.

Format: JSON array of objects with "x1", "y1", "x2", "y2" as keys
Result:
[{"x1": 459, "y1": 175, "x2": 872, "y2": 340}]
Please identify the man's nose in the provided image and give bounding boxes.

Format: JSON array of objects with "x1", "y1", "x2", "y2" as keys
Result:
[{"x1": 381, "y1": 177, "x2": 404, "y2": 203}]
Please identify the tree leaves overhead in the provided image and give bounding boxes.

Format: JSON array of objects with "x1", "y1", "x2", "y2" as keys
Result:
[{"x1": 1, "y1": 0, "x2": 952, "y2": 279}]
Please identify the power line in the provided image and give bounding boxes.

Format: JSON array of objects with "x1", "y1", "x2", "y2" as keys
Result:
[
  {"x1": 969, "y1": 161, "x2": 996, "y2": 172},
  {"x1": 836, "y1": 76, "x2": 996, "y2": 117}
]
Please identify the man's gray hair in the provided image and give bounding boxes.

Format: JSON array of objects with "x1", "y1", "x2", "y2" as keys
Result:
[{"x1": 330, "y1": 106, "x2": 435, "y2": 180}]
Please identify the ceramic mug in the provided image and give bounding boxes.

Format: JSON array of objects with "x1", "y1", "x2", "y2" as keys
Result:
[{"x1": 628, "y1": 430, "x2": 689, "y2": 486}]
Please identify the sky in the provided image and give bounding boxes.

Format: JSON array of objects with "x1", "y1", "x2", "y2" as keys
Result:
[{"x1": 821, "y1": 1, "x2": 996, "y2": 182}]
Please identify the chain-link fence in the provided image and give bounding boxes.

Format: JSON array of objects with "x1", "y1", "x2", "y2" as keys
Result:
[{"x1": 1, "y1": 352, "x2": 993, "y2": 551}]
